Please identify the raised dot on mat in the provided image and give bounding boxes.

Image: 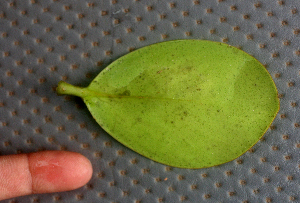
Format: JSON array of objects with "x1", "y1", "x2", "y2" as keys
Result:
[
  {"x1": 4, "y1": 141, "x2": 10, "y2": 146},
  {"x1": 240, "y1": 180, "x2": 246, "y2": 185},
  {"x1": 76, "y1": 194, "x2": 83, "y2": 200},
  {"x1": 139, "y1": 36, "x2": 145, "y2": 41},
  {"x1": 275, "y1": 73, "x2": 281, "y2": 78},
  {"x1": 251, "y1": 168, "x2": 257, "y2": 173},
  {"x1": 222, "y1": 38, "x2": 228, "y2": 42},
  {"x1": 45, "y1": 27, "x2": 52, "y2": 32},
  {"x1": 229, "y1": 5, "x2": 237, "y2": 11},
  {"x1": 43, "y1": 7, "x2": 50, "y2": 12},
  {"x1": 291, "y1": 8, "x2": 297, "y2": 14},
  {"x1": 130, "y1": 158, "x2": 138, "y2": 164},
  {"x1": 136, "y1": 17, "x2": 142, "y2": 22},
  {"x1": 281, "y1": 20, "x2": 288, "y2": 26},
  {"x1": 11, "y1": 20, "x2": 18, "y2": 26},
  {"x1": 206, "y1": 8, "x2": 213, "y2": 13},
  {"x1": 91, "y1": 22, "x2": 97, "y2": 27},
  {"x1": 256, "y1": 23, "x2": 263, "y2": 29},
  {"x1": 194, "y1": 0, "x2": 200, "y2": 4},
  {"x1": 117, "y1": 150, "x2": 125, "y2": 156},
  {"x1": 283, "y1": 40, "x2": 290, "y2": 45},
  {"x1": 114, "y1": 19, "x2": 120, "y2": 24},
  {"x1": 254, "y1": 2, "x2": 261, "y2": 8},
  {"x1": 246, "y1": 34, "x2": 253, "y2": 40},
  {"x1": 109, "y1": 181, "x2": 116, "y2": 186},
  {"x1": 132, "y1": 179, "x2": 139, "y2": 184},
  {"x1": 243, "y1": 14, "x2": 250, "y2": 19},
  {"x1": 33, "y1": 19, "x2": 39, "y2": 24},
  {"x1": 248, "y1": 148, "x2": 255, "y2": 153},
  {"x1": 236, "y1": 159, "x2": 243, "y2": 164},
  {"x1": 182, "y1": 11, "x2": 189, "y2": 16},
  {"x1": 147, "y1": 6, "x2": 153, "y2": 11},
  {"x1": 215, "y1": 182, "x2": 222, "y2": 187},
  {"x1": 286, "y1": 61, "x2": 292, "y2": 66},
  {"x1": 290, "y1": 196, "x2": 296, "y2": 201},
  {"x1": 278, "y1": 1, "x2": 284, "y2": 5},
  {"x1": 180, "y1": 196, "x2": 187, "y2": 201},
  {"x1": 169, "y1": 2, "x2": 176, "y2": 8},
  {"x1": 168, "y1": 186, "x2": 175, "y2": 191},
  {"x1": 160, "y1": 14, "x2": 166, "y2": 19},
  {"x1": 145, "y1": 189, "x2": 151, "y2": 193},
  {"x1": 149, "y1": 25, "x2": 155, "y2": 31},
  {"x1": 225, "y1": 171, "x2": 232, "y2": 176},
  {"x1": 64, "y1": 5, "x2": 71, "y2": 10},
  {"x1": 233, "y1": 26, "x2": 240, "y2": 31},
  {"x1": 57, "y1": 36, "x2": 63, "y2": 41},
  {"x1": 178, "y1": 175, "x2": 185, "y2": 180},
  {"x1": 54, "y1": 195, "x2": 61, "y2": 201},
  {"x1": 228, "y1": 191, "x2": 236, "y2": 196},
  {"x1": 123, "y1": 191, "x2": 130, "y2": 196},
  {"x1": 261, "y1": 157, "x2": 267, "y2": 162},
  {"x1": 142, "y1": 168, "x2": 150, "y2": 174},
  {"x1": 103, "y1": 31, "x2": 110, "y2": 35},
  {"x1": 101, "y1": 11, "x2": 108, "y2": 16},
  {"x1": 270, "y1": 32, "x2": 276, "y2": 37},
  {"x1": 87, "y1": 2, "x2": 95, "y2": 7},
  {"x1": 23, "y1": 30, "x2": 29, "y2": 35},
  {"x1": 158, "y1": 197, "x2": 164, "y2": 202},
  {"x1": 191, "y1": 184, "x2": 197, "y2": 189},
  {"x1": 204, "y1": 194, "x2": 211, "y2": 199},
  {"x1": 97, "y1": 171, "x2": 105, "y2": 178},
  {"x1": 124, "y1": 8, "x2": 130, "y2": 13},
  {"x1": 128, "y1": 47, "x2": 135, "y2": 52},
  {"x1": 161, "y1": 34, "x2": 168, "y2": 39},
  {"x1": 253, "y1": 189, "x2": 259, "y2": 194},
  {"x1": 267, "y1": 12, "x2": 273, "y2": 16},
  {"x1": 9, "y1": 2, "x2": 16, "y2": 7},
  {"x1": 78, "y1": 13, "x2": 84, "y2": 18},
  {"x1": 57, "y1": 125, "x2": 65, "y2": 131},
  {"x1": 55, "y1": 16, "x2": 62, "y2": 21},
  {"x1": 97, "y1": 61, "x2": 103, "y2": 66},
  {"x1": 172, "y1": 22, "x2": 179, "y2": 27}
]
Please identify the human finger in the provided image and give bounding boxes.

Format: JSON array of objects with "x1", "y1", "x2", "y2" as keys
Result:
[{"x1": 0, "y1": 151, "x2": 93, "y2": 201}]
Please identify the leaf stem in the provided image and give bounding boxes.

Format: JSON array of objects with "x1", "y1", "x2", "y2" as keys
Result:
[{"x1": 56, "y1": 81, "x2": 86, "y2": 98}]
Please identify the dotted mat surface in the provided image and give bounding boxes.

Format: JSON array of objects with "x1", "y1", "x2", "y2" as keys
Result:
[{"x1": 0, "y1": 0, "x2": 300, "y2": 202}]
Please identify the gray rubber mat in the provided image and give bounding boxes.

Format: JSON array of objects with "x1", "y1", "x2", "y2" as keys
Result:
[{"x1": 0, "y1": 0, "x2": 299, "y2": 202}]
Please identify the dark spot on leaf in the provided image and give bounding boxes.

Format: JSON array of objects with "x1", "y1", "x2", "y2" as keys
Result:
[{"x1": 120, "y1": 90, "x2": 131, "y2": 96}]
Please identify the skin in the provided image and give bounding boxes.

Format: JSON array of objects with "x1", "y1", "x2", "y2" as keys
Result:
[{"x1": 0, "y1": 151, "x2": 93, "y2": 201}]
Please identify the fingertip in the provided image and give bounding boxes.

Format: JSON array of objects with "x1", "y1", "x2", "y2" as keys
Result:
[{"x1": 28, "y1": 151, "x2": 93, "y2": 194}]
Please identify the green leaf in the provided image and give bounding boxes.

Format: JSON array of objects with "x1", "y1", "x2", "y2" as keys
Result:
[{"x1": 57, "y1": 40, "x2": 279, "y2": 168}]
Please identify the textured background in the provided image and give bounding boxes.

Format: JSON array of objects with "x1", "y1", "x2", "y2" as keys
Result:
[{"x1": 0, "y1": 0, "x2": 300, "y2": 202}]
